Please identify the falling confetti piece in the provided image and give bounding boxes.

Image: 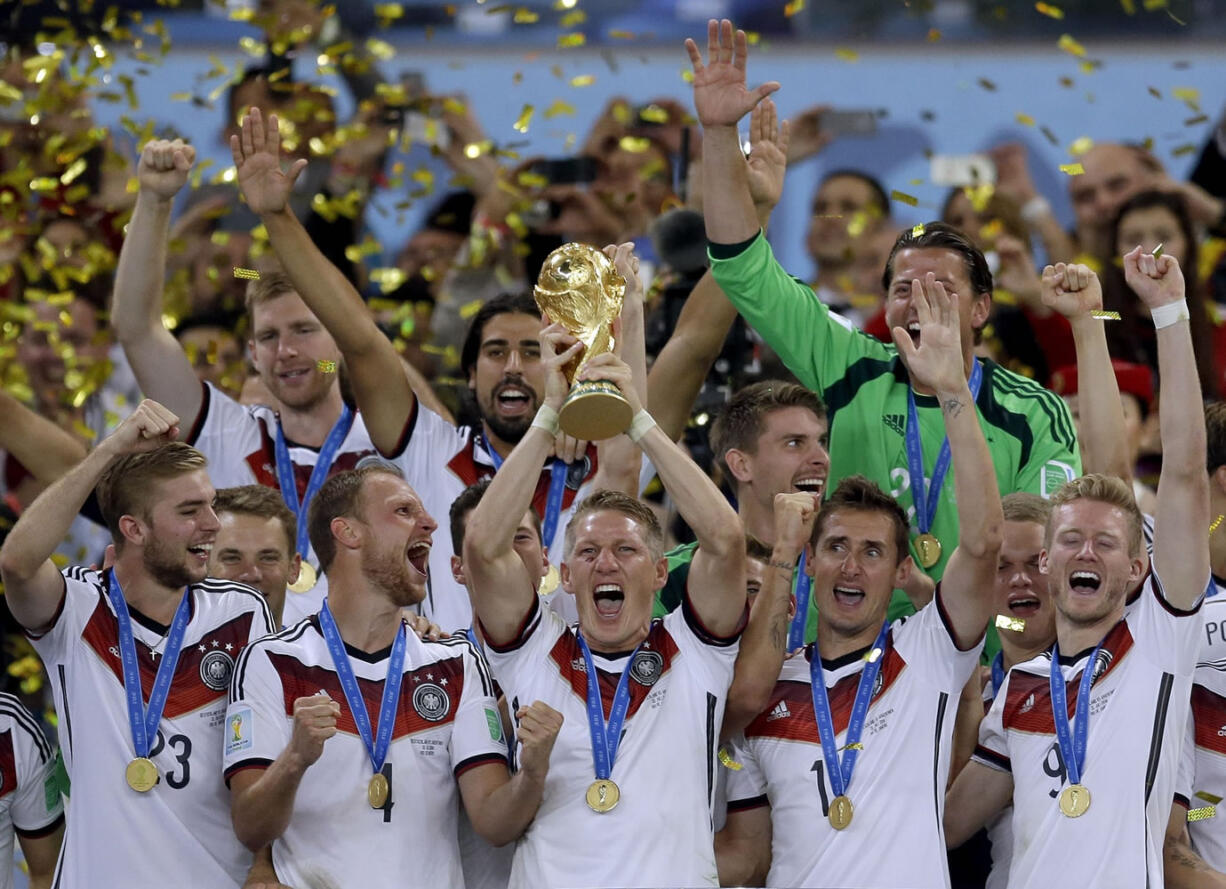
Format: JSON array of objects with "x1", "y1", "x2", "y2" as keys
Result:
[
  {"x1": 1016, "y1": 113, "x2": 1036, "y2": 126},
  {"x1": 1148, "y1": 86, "x2": 1162, "y2": 99},
  {"x1": 784, "y1": 0, "x2": 805, "y2": 16},
  {"x1": 1120, "y1": 0, "x2": 1136, "y2": 12},
  {"x1": 1198, "y1": 790, "x2": 1225, "y2": 805},
  {"x1": 718, "y1": 749, "x2": 743, "y2": 771},
  {"x1": 513, "y1": 9, "x2": 539, "y2": 23},
  {"x1": 1040, "y1": 125, "x2": 1060, "y2": 146},
  {"x1": 233, "y1": 268, "x2": 260, "y2": 280},
  {"x1": 1057, "y1": 34, "x2": 1086, "y2": 57},
  {"x1": 1090, "y1": 310, "x2": 1121, "y2": 320},
  {"x1": 891, "y1": 190, "x2": 919, "y2": 207},
  {"x1": 608, "y1": 30, "x2": 634, "y2": 39},
  {"x1": 1035, "y1": 2, "x2": 1064, "y2": 18},
  {"x1": 978, "y1": 78, "x2": 998, "y2": 91},
  {"x1": 1152, "y1": 243, "x2": 1164, "y2": 258},
  {"x1": 1210, "y1": 514, "x2": 1224, "y2": 535},
  {"x1": 995, "y1": 614, "x2": 1026, "y2": 632},
  {"x1": 1189, "y1": 808, "x2": 1217, "y2": 823},
  {"x1": 544, "y1": 100, "x2": 576, "y2": 119},
  {"x1": 911, "y1": 224, "x2": 925, "y2": 237},
  {"x1": 557, "y1": 33, "x2": 586, "y2": 48},
  {"x1": 570, "y1": 74, "x2": 595, "y2": 86},
  {"x1": 317, "y1": 360, "x2": 338, "y2": 374},
  {"x1": 1069, "y1": 136, "x2": 1094, "y2": 155},
  {"x1": 1186, "y1": 114, "x2": 1210, "y2": 126},
  {"x1": 513, "y1": 104, "x2": 534, "y2": 133},
  {"x1": 1059, "y1": 163, "x2": 1084, "y2": 175},
  {"x1": 927, "y1": 28, "x2": 942, "y2": 41},
  {"x1": 834, "y1": 47, "x2": 858, "y2": 62},
  {"x1": 1172, "y1": 144, "x2": 1197, "y2": 157}
]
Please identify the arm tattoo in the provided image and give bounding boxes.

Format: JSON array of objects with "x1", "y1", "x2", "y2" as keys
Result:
[
  {"x1": 941, "y1": 397, "x2": 966, "y2": 418},
  {"x1": 768, "y1": 559, "x2": 795, "y2": 573}
]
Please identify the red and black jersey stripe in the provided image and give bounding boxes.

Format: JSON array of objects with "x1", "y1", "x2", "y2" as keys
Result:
[
  {"x1": 546, "y1": 622, "x2": 678, "y2": 721},
  {"x1": 1192, "y1": 683, "x2": 1226, "y2": 757}
]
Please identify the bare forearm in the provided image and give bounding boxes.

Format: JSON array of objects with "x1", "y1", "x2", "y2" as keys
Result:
[
  {"x1": 1166, "y1": 833, "x2": 1226, "y2": 888},
  {"x1": 724, "y1": 555, "x2": 794, "y2": 739},
  {"x1": 111, "y1": 190, "x2": 172, "y2": 343},
  {"x1": 702, "y1": 126, "x2": 760, "y2": 244},
  {"x1": 468, "y1": 768, "x2": 547, "y2": 846},
  {"x1": 242, "y1": 846, "x2": 280, "y2": 889},
  {"x1": 1156, "y1": 320, "x2": 1208, "y2": 486},
  {"x1": 948, "y1": 681, "x2": 984, "y2": 784},
  {"x1": 939, "y1": 382, "x2": 1003, "y2": 559},
  {"x1": 466, "y1": 425, "x2": 554, "y2": 563},
  {"x1": 0, "y1": 390, "x2": 86, "y2": 485},
  {"x1": 231, "y1": 754, "x2": 309, "y2": 851},
  {"x1": 1069, "y1": 317, "x2": 1130, "y2": 479}
]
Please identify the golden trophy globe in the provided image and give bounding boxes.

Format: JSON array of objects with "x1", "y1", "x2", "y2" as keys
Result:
[{"x1": 533, "y1": 243, "x2": 634, "y2": 440}]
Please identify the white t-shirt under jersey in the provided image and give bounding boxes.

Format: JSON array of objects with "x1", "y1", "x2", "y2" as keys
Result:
[
  {"x1": 28, "y1": 567, "x2": 274, "y2": 888},
  {"x1": 0, "y1": 694, "x2": 63, "y2": 889},
  {"x1": 974, "y1": 569, "x2": 1208, "y2": 888},
  {"x1": 725, "y1": 595, "x2": 982, "y2": 889},
  {"x1": 186, "y1": 381, "x2": 380, "y2": 627},
  {"x1": 225, "y1": 617, "x2": 508, "y2": 889},
  {"x1": 483, "y1": 595, "x2": 743, "y2": 889}
]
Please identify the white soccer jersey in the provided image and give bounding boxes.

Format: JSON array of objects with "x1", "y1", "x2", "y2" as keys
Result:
[
  {"x1": 483, "y1": 595, "x2": 742, "y2": 889},
  {"x1": 1177, "y1": 591, "x2": 1226, "y2": 869},
  {"x1": 186, "y1": 381, "x2": 380, "y2": 627},
  {"x1": 224, "y1": 617, "x2": 508, "y2": 889},
  {"x1": 725, "y1": 596, "x2": 981, "y2": 889},
  {"x1": 0, "y1": 694, "x2": 63, "y2": 889},
  {"x1": 28, "y1": 567, "x2": 274, "y2": 888},
  {"x1": 388, "y1": 403, "x2": 599, "y2": 633},
  {"x1": 973, "y1": 568, "x2": 1206, "y2": 888},
  {"x1": 979, "y1": 680, "x2": 1012, "y2": 889}
]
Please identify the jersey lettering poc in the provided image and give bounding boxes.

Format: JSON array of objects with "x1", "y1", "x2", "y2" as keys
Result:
[
  {"x1": 483, "y1": 596, "x2": 741, "y2": 889},
  {"x1": 225, "y1": 618, "x2": 508, "y2": 889},
  {"x1": 973, "y1": 570, "x2": 1207, "y2": 887},
  {"x1": 0, "y1": 694, "x2": 63, "y2": 889},
  {"x1": 726, "y1": 598, "x2": 980, "y2": 888},
  {"x1": 28, "y1": 568, "x2": 274, "y2": 888}
]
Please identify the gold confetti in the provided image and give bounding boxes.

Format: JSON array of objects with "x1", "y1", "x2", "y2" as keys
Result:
[
  {"x1": 1210, "y1": 514, "x2": 1224, "y2": 535},
  {"x1": 978, "y1": 78, "x2": 998, "y2": 92},
  {"x1": 1172, "y1": 144, "x2": 1197, "y2": 157},
  {"x1": 608, "y1": 30, "x2": 635, "y2": 39},
  {"x1": 513, "y1": 104, "x2": 535, "y2": 133},
  {"x1": 891, "y1": 190, "x2": 919, "y2": 207},
  {"x1": 557, "y1": 33, "x2": 586, "y2": 48},
  {"x1": 618, "y1": 136, "x2": 652, "y2": 153},
  {"x1": 1187, "y1": 114, "x2": 1210, "y2": 126},
  {"x1": 513, "y1": 9, "x2": 539, "y2": 23},
  {"x1": 1120, "y1": 0, "x2": 1136, "y2": 12},
  {"x1": 1090, "y1": 310, "x2": 1121, "y2": 320},
  {"x1": 559, "y1": 9, "x2": 586, "y2": 26},
  {"x1": 1059, "y1": 163, "x2": 1085, "y2": 175},
  {"x1": 1016, "y1": 113, "x2": 1036, "y2": 126},
  {"x1": 544, "y1": 100, "x2": 576, "y2": 119},
  {"x1": 317, "y1": 360, "x2": 338, "y2": 374},
  {"x1": 927, "y1": 28, "x2": 942, "y2": 41},
  {"x1": 834, "y1": 47, "x2": 858, "y2": 62},
  {"x1": 1035, "y1": 2, "x2": 1064, "y2": 17},
  {"x1": 233, "y1": 268, "x2": 260, "y2": 280},
  {"x1": 1188, "y1": 807, "x2": 1217, "y2": 823},
  {"x1": 911, "y1": 224, "x2": 925, "y2": 237},
  {"x1": 1069, "y1": 136, "x2": 1094, "y2": 155},
  {"x1": 996, "y1": 614, "x2": 1026, "y2": 633},
  {"x1": 570, "y1": 74, "x2": 596, "y2": 86},
  {"x1": 1152, "y1": 243, "x2": 1164, "y2": 258},
  {"x1": 718, "y1": 748, "x2": 743, "y2": 771},
  {"x1": 784, "y1": 0, "x2": 806, "y2": 16},
  {"x1": 1057, "y1": 34, "x2": 1086, "y2": 57},
  {"x1": 1197, "y1": 791, "x2": 1224, "y2": 805}
]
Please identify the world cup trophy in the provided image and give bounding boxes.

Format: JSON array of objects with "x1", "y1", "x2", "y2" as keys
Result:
[{"x1": 533, "y1": 243, "x2": 634, "y2": 440}]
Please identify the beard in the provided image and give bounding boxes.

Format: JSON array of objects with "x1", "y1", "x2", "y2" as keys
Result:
[
  {"x1": 362, "y1": 542, "x2": 426, "y2": 608},
  {"x1": 143, "y1": 536, "x2": 203, "y2": 589},
  {"x1": 478, "y1": 376, "x2": 540, "y2": 444}
]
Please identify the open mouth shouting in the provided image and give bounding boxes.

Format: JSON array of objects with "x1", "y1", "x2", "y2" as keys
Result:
[
  {"x1": 833, "y1": 584, "x2": 866, "y2": 608},
  {"x1": 406, "y1": 540, "x2": 432, "y2": 578},
  {"x1": 1068, "y1": 570, "x2": 1102, "y2": 596},
  {"x1": 906, "y1": 321, "x2": 921, "y2": 346},
  {"x1": 793, "y1": 475, "x2": 826, "y2": 497},
  {"x1": 1006, "y1": 589, "x2": 1042, "y2": 617},
  {"x1": 593, "y1": 583, "x2": 625, "y2": 619},
  {"x1": 187, "y1": 542, "x2": 213, "y2": 564},
  {"x1": 493, "y1": 381, "x2": 535, "y2": 418}
]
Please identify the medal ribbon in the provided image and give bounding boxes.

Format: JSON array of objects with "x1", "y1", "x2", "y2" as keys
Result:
[
  {"x1": 990, "y1": 651, "x2": 1006, "y2": 699},
  {"x1": 905, "y1": 359, "x2": 983, "y2": 537},
  {"x1": 106, "y1": 570, "x2": 192, "y2": 759},
  {"x1": 1048, "y1": 640, "x2": 1102, "y2": 787},
  {"x1": 319, "y1": 599, "x2": 407, "y2": 776},
  {"x1": 274, "y1": 404, "x2": 355, "y2": 560},
  {"x1": 810, "y1": 620, "x2": 890, "y2": 801},
  {"x1": 482, "y1": 432, "x2": 569, "y2": 550},
  {"x1": 787, "y1": 552, "x2": 811, "y2": 651},
  {"x1": 577, "y1": 632, "x2": 646, "y2": 782}
]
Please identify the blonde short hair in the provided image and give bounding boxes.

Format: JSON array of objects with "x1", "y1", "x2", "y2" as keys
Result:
[{"x1": 1046, "y1": 473, "x2": 1143, "y2": 557}]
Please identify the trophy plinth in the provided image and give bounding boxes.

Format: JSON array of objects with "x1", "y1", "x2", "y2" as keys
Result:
[{"x1": 534, "y1": 243, "x2": 633, "y2": 441}]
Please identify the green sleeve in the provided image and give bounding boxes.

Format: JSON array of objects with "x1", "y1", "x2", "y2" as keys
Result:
[
  {"x1": 708, "y1": 232, "x2": 892, "y2": 392},
  {"x1": 1012, "y1": 391, "x2": 1083, "y2": 497},
  {"x1": 654, "y1": 542, "x2": 699, "y2": 617}
]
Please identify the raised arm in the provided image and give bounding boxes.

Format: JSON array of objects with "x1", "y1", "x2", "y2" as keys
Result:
[
  {"x1": 0, "y1": 389, "x2": 86, "y2": 487},
  {"x1": 0, "y1": 401, "x2": 180, "y2": 632},
  {"x1": 649, "y1": 98, "x2": 789, "y2": 442},
  {"x1": 686, "y1": 19, "x2": 778, "y2": 245},
  {"x1": 109, "y1": 140, "x2": 205, "y2": 429},
  {"x1": 580, "y1": 357, "x2": 747, "y2": 637},
  {"x1": 893, "y1": 275, "x2": 1002, "y2": 649},
  {"x1": 1041, "y1": 263, "x2": 1131, "y2": 479},
  {"x1": 463, "y1": 325, "x2": 583, "y2": 643},
  {"x1": 1124, "y1": 248, "x2": 1210, "y2": 608},
  {"x1": 230, "y1": 108, "x2": 417, "y2": 455},
  {"x1": 723, "y1": 492, "x2": 818, "y2": 738},
  {"x1": 591, "y1": 244, "x2": 646, "y2": 495}
]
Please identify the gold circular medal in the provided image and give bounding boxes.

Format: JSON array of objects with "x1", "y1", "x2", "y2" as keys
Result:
[
  {"x1": 828, "y1": 794, "x2": 854, "y2": 830},
  {"x1": 915, "y1": 533, "x2": 942, "y2": 569},
  {"x1": 538, "y1": 564, "x2": 561, "y2": 596},
  {"x1": 1059, "y1": 783, "x2": 1091, "y2": 817},
  {"x1": 288, "y1": 562, "x2": 317, "y2": 594},
  {"x1": 368, "y1": 773, "x2": 390, "y2": 809},
  {"x1": 586, "y1": 778, "x2": 620, "y2": 813},
  {"x1": 126, "y1": 757, "x2": 159, "y2": 793}
]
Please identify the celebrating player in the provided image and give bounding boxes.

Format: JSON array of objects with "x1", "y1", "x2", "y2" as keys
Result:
[
  {"x1": 0, "y1": 400, "x2": 276, "y2": 887},
  {"x1": 0, "y1": 693, "x2": 63, "y2": 889},
  {"x1": 713, "y1": 231, "x2": 1002, "y2": 887},
  {"x1": 463, "y1": 317, "x2": 747, "y2": 887},
  {"x1": 948, "y1": 249, "x2": 1210, "y2": 886},
  {"x1": 224, "y1": 465, "x2": 561, "y2": 888}
]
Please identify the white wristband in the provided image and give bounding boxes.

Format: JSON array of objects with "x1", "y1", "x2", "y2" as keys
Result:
[
  {"x1": 1151, "y1": 299, "x2": 1189, "y2": 330},
  {"x1": 531, "y1": 404, "x2": 560, "y2": 436},
  {"x1": 1020, "y1": 195, "x2": 1052, "y2": 225},
  {"x1": 627, "y1": 410, "x2": 657, "y2": 443}
]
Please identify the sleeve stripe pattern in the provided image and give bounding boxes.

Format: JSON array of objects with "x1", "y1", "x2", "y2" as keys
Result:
[
  {"x1": 991, "y1": 368, "x2": 1078, "y2": 455},
  {"x1": 0, "y1": 694, "x2": 53, "y2": 762},
  {"x1": 436, "y1": 635, "x2": 496, "y2": 698},
  {"x1": 726, "y1": 793, "x2": 769, "y2": 812},
  {"x1": 453, "y1": 751, "x2": 508, "y2": 778},
  {"x1": 196, "y1": 578, "x2": 277, "y2": 633},
  {"x1": 973, "y1": 744, "x2": 1012, "y2": 772}
]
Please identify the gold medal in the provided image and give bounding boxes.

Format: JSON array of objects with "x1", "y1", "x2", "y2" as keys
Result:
[
  {"x1": 586, "y1": 778, "x2": 620, "y2": 813},
  {"x1": 1059, "y1": 783, "x2": 1091, "y2": 817},
  {"x1": 126, "y1": 757, "x2": 159, "y2": 792},
  {"x1": 288, "y1": 562, "x2": 317, "y2": 594},
  {"x1": 538, "y1": 564, "x2": 561, "y2": 596},
  {"x1": 828, "y1": 794, "x2": 854, "y2": 830},
  {"x1": 368, "y1": 772, "x2": 390, "y2": 809},
  {"x1": 915, "y1": 533, "x2": 942, "y2": 569}
]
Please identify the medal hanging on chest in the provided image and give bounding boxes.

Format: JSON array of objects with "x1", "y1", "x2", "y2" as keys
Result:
[
  {"x1": 1049, "y1": 640, "x2": 1103, "y2": 818},
  {"x1": 577, "y1": 633, "x2": 646, "y2": 814}
]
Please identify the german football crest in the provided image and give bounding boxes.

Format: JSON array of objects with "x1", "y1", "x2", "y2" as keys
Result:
[
  {"x1": 630, "y1": 650, "x2": 664, "y2": 687},
  {"x1": 413, "y1": 682, "x2": 451, "y2": 722},
  {"x1": 200, "y1": 650, "x2": 235, "y2": 691}
]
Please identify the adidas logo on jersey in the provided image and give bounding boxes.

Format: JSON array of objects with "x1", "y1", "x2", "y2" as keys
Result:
[
  {"x1": 1018, "y1": 693, "x2": 1035, "y2": 714},
  {"x1": 767, "y1": 700, "x2": 791, "y2": 721},
  {"x1": 882, "y1": 413, "x2": 906, "y2": 437}
]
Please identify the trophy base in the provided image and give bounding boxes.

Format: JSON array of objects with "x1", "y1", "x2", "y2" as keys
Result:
[{"x1": 559, "y1": 382, "x2": 634, "y2": 441}]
